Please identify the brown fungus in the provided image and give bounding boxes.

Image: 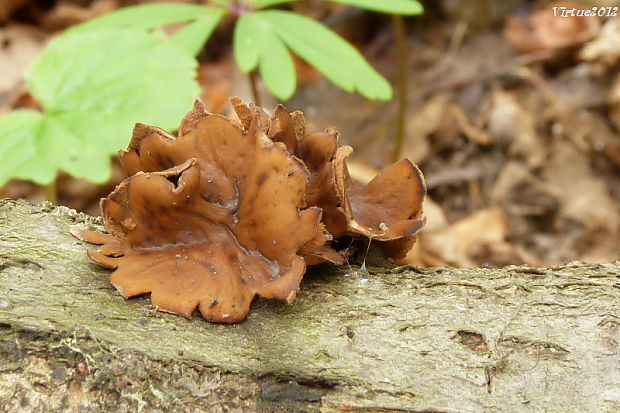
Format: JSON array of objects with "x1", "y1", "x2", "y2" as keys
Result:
[
  {"x1": 76, "y1": 106, "x2": 322, "y2": 323},
  {"x1": 332, "y1": 146, "x2": 426, "y2": 259},
  {"x1": 77, "y1": 99, "x2": 426, "y2": 323},
  {"x1": 231, "y1": 98, "x2": 426, "y2": 260}
]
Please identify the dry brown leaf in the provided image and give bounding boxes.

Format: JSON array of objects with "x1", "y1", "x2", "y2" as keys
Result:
[
  {"x1": 491, "y1": 161, "x2": 534, "y2": 204},
  {"x1": 609, "y1": 73, "x2": 620, "y2": 105},
  {"x1": 579, "y1": 233, "x2": 620, "y2": 263},
  {"x1": 0, "y1": 25, "x2": 45, "y2": 98},
  {"x1": 580, "y1": 17, "x2": 620, "y2": 66},
  {"x1": 488, "y1": 90, "x2": 546, "y2": 167},
  {"x1": 411, "y1": 208, "x2": 511, "y2": 268},
  {"x1": 504, "y1": 2, "x2": 600, "y2": 53},
  {"x1": 542, "y1": 140, "x2": 619, "y2": 232},
  {"x1": 40, "y1": 0, "x2": 119, "y2": 30},
  {"x1": 608, "y1": 74, "x2": 620, "y2": 134},
  {"x1": 491, "y1": 161, "x2": 557, "y2": 204},
  {"x1": 396, "y1": 197, "x2": 446, "y2": 267},
  {"x1": 0, "y1": 0, "x2": 29, "y2": 22},
  {"x1": 403, "y1": 93, "x2": 451, "y2": 164},
  {"x1": 345, "y1": 161, "x2": 381, "y2": 185}
]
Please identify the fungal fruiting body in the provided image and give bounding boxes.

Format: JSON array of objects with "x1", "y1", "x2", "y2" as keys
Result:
[{"x1": 75, "y1": 99, "x2": 426, "y2": 323}]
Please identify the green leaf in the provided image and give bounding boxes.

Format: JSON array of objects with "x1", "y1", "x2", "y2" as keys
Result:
[
  {"x1": 0, "y1": 29, "x2": 199, "y2": 185},
  {"x1": 251, "y1": 0, "x2": 295, "y2": 8},
  {"x1": 0, "y1": 111, "x2": 44, "y2": 184},
  {"x1": 234, "y1": 13, "x2": 296, "y2": 100},
  {"x1": 0, "y1": 110, "x2": 110, "y2": 185},
  {"x1": 170, "y1": 10, "x2": 225, "y2": 56},
  {"x1": 257, "y1": 10, "x2": 392, "y2": 100},
  {"x1": 251, "y1": 0, "x2": 423, "y2": 14},
  {"x1": 327, "y1": 0, "x2": 423, "y2": 15},
  {"x1": 68, "y1": 3, "x2": 219, "y2": 33},
  {"x1": 258, "y1": 30, "x2": 296, "y2": 100},
  {"x1": 234, "y1": 13, "x2": 262, "y2": 73}
]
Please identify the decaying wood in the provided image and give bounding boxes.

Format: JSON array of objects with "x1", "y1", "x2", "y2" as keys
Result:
[{"x1": 0, "y1": 199, "x2": 619, "y2": 412}]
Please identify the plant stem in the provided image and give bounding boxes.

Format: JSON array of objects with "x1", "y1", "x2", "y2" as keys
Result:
[
  {"x1": 391, "y1": 14, "x2": 408, "y2": 164},
  {"x1": 248, "y1": 71, "x2": 261, "y2": 106},
  {"x1": 45, "y1": 181, "x2": 57, "y2": 204}
]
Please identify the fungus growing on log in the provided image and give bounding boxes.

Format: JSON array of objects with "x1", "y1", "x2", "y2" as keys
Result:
[
  {"x1": 75, "y1": 110, "x2": 322, "y2": 323},
  {"x1": 232, "y1": 98, "x2": 426, "y2": 260},
  {"x1": 75, "y1": 99, "x2": 426, "y2": 323}
]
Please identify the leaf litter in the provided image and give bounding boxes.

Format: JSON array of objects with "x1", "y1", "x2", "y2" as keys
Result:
[{"x1": 287, "y1": 2, "x2": 620, "y2": 267}]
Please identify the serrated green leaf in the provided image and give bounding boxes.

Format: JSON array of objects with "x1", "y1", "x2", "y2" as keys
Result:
[
  {"x1": 0, "y1": 111, "x2": 107, "y2": 185},
  {"x1": 251, "y1": 0, "x2": 295, "y2": 9},
  {"x1": 327, "y1": 0, "x2": 423, "y2": 15},
  {"x1": 258, "y1": 30, "x2": 296, "y2": 100},
  {"x1": 234, "y1": 13, "x2": 296, "y2": 100},
  {"x1": 170, "y1": 11, "x2": 225, "y2": 56},
  {"x1": 69, "y1": 3, "x2": 219, "y2": 33},
  {"x1": 0, "y1": 29, "x2": 199, "y2": 185},
  {"x1": 234, "y1": 13, "x2": 263, "y2": 73},
  {"x1": 257, "y1": 10, "x2": 392, "y2": 100}
]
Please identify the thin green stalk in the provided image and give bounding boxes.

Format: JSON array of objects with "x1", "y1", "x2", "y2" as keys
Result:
[
  {"x1": 391, "y1": 14, "x2": 408, "y2": 164},
  {"x1": 248, "y1": 71, "x2": 262, "y2": 106},
  {"x1": 45, "y1": 181, "x2": 57, "y2": 204}
]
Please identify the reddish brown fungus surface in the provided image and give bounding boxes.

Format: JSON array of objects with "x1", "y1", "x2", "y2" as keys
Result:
[
  {"x1": 232, "y1": 99, "x2": 426, "y2": 260},
  {"x1": 77, "y1": 103, "x2": 322, "y2": 323},
  {"x1": 333, "y1": 147, "x2": 426, "y2": 259},
  {"x1": 76, "y1": 99, "x2": 426, "y2": 323}
]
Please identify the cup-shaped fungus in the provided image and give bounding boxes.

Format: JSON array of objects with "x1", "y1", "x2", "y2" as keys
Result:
[
  {"x1": 76, "y1": 99, "x2": 426, "y2": 323},
  {"x1": 232, "y1": 98, "x2": 426, "y2": 260},
  {"x1": 75, "y1": 109, "x2": 322, "y2": 323}
]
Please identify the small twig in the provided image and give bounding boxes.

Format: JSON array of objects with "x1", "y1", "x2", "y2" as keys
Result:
[
  {"x1": 445, "y1": 20, "x2": 468, "y2": 59},
  {"x1": 248, "y1": 71, "x2": 261, "y2": 106},
  {"x1": 415, "y1": 49, "x2": 554, "y2": 99},
  {"x1": 391, "y1": 14, "x2": 408, "y2": 163},
  {"x1": 44, "y1": 180, "x2": 57, "y2": 204}
]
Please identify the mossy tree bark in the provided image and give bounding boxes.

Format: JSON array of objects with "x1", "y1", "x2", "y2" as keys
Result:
[{"x1": 0, "y1": 199, "x2": 619, "y2": 412}]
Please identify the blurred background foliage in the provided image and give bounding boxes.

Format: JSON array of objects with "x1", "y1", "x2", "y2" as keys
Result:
[
  {"x1": 0, "y1": 0, "x2": 422, "y2": 189},
  {"x1": 0, "y1": 0, "x2": 619, "y2": 267}
]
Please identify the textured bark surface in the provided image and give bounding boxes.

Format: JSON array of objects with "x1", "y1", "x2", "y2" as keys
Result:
[{"x1": 0, "y1": 199, "x2": 619, "y2": 412}]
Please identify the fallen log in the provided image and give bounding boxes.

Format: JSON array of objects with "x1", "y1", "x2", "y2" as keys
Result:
[{"x1": 0, "y1": 199, "x2": 619, "y2": 412}]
